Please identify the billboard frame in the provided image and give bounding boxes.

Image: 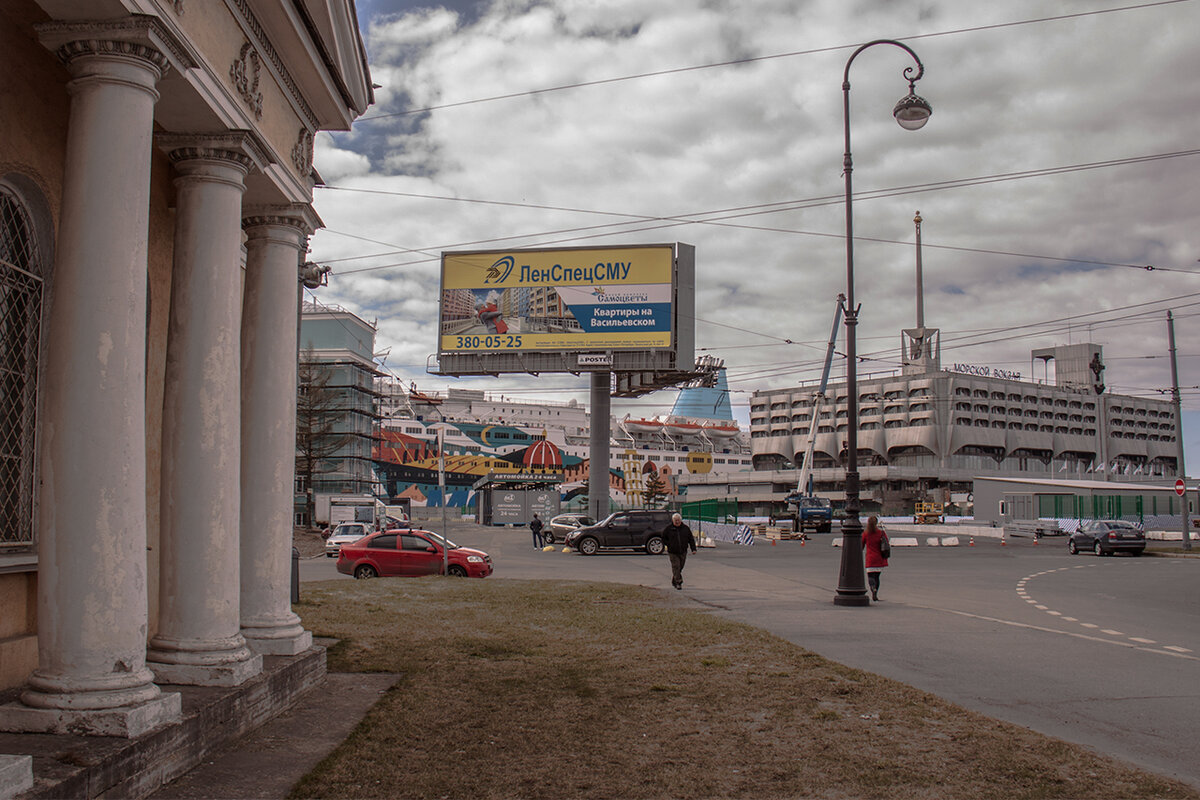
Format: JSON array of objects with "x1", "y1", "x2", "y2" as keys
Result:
[{"x1": 431, "y1": 242, "x2": 694, "y2": 377}]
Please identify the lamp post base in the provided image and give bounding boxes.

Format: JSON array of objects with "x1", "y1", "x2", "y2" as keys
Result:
[{"x1": 833, "y1": 593, "x2": 871, "y2": 607}]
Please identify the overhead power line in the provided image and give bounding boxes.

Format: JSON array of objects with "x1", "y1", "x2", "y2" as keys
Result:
[
  {"x1": 315, "y1": 147, "x2": 1200, "y2": 277},
  {"x1": 353, "y1": 1, "x2": 1192, "y2": 122}
]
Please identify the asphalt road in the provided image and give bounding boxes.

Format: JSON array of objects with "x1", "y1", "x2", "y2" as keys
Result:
[{"x1": 302, "y1": 521, "x2": 1200, "y2": 789}]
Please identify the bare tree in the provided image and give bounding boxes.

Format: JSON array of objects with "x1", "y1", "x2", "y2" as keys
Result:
[{"x1": 296, "y1": 348, "x2": 349, "y2": 527}]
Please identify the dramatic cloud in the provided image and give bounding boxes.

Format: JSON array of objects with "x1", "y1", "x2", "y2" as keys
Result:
[{"x1": 312, "y1": 0, "x2": 1200, "y2": 450}]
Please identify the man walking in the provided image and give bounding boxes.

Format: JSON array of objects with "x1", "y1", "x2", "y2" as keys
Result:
[
  {"x1": 530, "y1": 513, "x2": 544, "y2": 549},
  {"x1": 662, "y1": 513, "x2": 696, "y2": 590}
]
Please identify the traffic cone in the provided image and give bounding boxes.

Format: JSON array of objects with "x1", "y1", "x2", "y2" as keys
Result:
[
  {"x1": 1000, "y1": 535, "x2": 1007, "y2": 546},
  {"x1": 969, "y1": 537, "x2": 975, "y2": 547},
  {"x1": 1033, "y1": 536, "x2": 1039, "y2": 546}
]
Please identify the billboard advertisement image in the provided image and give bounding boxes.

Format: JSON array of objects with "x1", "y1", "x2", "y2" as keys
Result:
[{"x1": 439, "y1": 245, "x2": 675, "y2": 353}]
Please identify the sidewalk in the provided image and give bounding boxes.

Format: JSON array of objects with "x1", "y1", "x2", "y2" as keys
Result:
[{"x1": 149, "y1": 669, "x2": 396, "y2": 799}]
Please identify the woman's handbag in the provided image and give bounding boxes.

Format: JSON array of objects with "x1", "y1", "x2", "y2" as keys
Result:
[{"x1": 879, "y1": 533, "x2": 891, "y2": 559}]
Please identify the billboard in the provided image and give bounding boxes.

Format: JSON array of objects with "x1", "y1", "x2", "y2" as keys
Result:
[{"x1": 439, "y1": 245, "x2": 676, "y2": 354}]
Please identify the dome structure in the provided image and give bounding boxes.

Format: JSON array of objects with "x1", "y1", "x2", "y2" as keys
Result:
[{"x1": 523, "y1": 439, "x2": 562, "y2": 471}]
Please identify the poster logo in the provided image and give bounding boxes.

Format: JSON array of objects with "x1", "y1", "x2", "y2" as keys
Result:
[{"x1": 484, "y1": 256, "x2": 515, "y2": 284}]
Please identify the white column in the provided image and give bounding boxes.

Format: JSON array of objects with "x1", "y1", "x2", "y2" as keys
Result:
[
  {"x1": 239, "y1": 207, "x2": 317, "y2": 655},
  {"x1": 146, "y1": 135, "x2": 264, "y2": 686},
  {"x1": 0, "y1": 21, "x2": 183, "y2": 737}
]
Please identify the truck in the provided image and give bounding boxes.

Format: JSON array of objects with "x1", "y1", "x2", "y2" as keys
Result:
[
  {"x1": 319, "y1": 494, "x2": 382, "y2": 528},
  {"x1": 791, "y1": 495, "x2": 833, "y2": 533}
]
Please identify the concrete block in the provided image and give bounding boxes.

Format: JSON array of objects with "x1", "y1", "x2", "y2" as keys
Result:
[
  {"x1": 891, "y1": 537, "x2": 920, "y2": 547},
  {"x1": 0, "y1": 691, "x2": 181, "y2": 737},
  {"x1": 0, "y1": 754, "x2": 32, "y2": 799},
  {"x1": 941, "y1": 536, "x2": 961, "y2": 547},
  {"x1": 149, "y1": 653, "x2": 263, "y2": 688},
  {"x1": 926, "y1": 538, "x2": 940, "y2": 546}
]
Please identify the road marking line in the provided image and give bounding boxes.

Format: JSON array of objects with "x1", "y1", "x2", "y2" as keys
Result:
[
  {"x1": 1062, "y1": 617, "x2": 1078, "y2": 622},
  {"x1": 915, "y1": 606, "x2": 1200, "y2": 661},
  {"x1": 1101, "y1": 629, "x2": 1124, "y2": 636},
  {"x1": 1164, "y1": 646, "x2": 1192, "y2": 653},
  {"x1": 1046, "y1": 611, "x2": 1062, "y2": 616},
  {"x1": 1081, "y1": 623, "x2": 1099, "y2": 628},
  {"x1": 1035, "y1": 604, "x2": 1049, "y2": 610},
  {"x1": 1130, "y1": 637, "x2": 1156, "y2": 644}
]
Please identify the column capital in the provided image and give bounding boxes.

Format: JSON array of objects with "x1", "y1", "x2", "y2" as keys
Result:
[
  {"x1": 158, "y1": 131, "x2": 271, "y2": 174},
  {"x1": 36, "y1": 14, "x2": 196, "y2": 75},
  {"x1": 242, "y1": 204, "x2": 323, "y2": 237}
]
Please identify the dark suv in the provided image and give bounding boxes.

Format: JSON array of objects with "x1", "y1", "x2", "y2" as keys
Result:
[{"x1": 565, "y1": 510, "x2": 674, "y2": 555}]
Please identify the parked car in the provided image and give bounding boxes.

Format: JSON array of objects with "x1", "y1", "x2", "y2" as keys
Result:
[
  {"x1": 565, "y1": 510, "x2": 673, "y2": 555},
  {"x1": 336, "y1": 529, "x2": 493, "y2": 579},
  {"x1": 325, "y1": 522, "x2": 372, "y2": 557},
  {"x1": 1068, "y1": 519, "x2": 1146, "y2": 557},
  {"x1": 545, "y1": 513, "x2": 594, "y2": 544}
]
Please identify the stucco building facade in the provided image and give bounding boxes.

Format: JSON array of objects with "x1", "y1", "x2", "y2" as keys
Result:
[{"x1": 0, "y1": 0, "x2": 371, "y2": 738}]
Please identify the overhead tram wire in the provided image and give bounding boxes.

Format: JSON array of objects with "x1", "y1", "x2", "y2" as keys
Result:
[
  {"x1": 349, "y1": 0, "x2": 1193, "y2": 123},
  {"x1": 315, "y1": 147, "x2": 1200, "y2": 277}
]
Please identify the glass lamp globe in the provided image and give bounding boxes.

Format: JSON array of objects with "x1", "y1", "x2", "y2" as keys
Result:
[{"x1": 893, "y1": 92, "x2": 932, "y2": 130}]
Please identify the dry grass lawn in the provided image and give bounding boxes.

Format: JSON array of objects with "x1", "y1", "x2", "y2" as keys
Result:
[{"x1": 291, "y1": 578, "x2": 1198, "y2": 800}]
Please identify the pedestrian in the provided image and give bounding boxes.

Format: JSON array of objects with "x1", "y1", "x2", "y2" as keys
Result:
[
  {"x1": 662, "y1": 512, "x2": 696, "y2": 590},
  {"x1": 530, "y1": 513, "x2": 544, "y2": 549},
  {"x1": 862, "y1": 515, "x2": 889, "y2": 601}
]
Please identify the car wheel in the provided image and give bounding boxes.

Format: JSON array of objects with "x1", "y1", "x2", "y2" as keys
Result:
[
  {"x1": 645, "y1": 536, "x2": 665, "y2": 555},
  {"x1": 1093, "y1": 540, "x2": 1105, "y2": 557},
  {"x1": 447, "y1": 564, "x2": 467, "y2": 577},
  {"x1": 578, "y1": 537, "x2": 599, "y2": 556},
  {"x1": 544, "y1": 532, "x2": 555, "y2": 545},
  {"x1": 354, "y1": 564, "x2": 377, "y2": 579},
  {"x1": 1068, "y1": 539, "x2": 1078, "y2": 555}
]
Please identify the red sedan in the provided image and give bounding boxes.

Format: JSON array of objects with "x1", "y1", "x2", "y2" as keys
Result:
[{"x1": 336, "y1": 528, "x2": 493, "y2": 579}]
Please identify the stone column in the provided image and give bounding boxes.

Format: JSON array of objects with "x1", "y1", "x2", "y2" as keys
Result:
[
  {"x1": 0, "y1": 19, "x2": 186, "y2": 737},
  {"x1": 239, "y1": 207, "x2": 318, "y2": 655},
  {"x1": 146, "y1": 134, "x2": 266, "y2": 686}
]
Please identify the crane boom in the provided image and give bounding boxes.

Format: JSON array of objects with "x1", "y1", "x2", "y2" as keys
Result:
[{"x1": 792, "y1": 294, "x2": 845, "y2": 501}]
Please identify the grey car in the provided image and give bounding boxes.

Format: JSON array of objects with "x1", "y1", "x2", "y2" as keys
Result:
[
  {"x1": 545, "y1": 513, "x2": 594, "y2": 544},
  {"x1": 1068, "y1": 519, "x2": 1145, "y2": 557}
]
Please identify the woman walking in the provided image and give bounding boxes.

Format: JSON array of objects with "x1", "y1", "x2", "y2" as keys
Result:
[{"x1": 861, "y1": 515, "x2": 889, "y2": 602}]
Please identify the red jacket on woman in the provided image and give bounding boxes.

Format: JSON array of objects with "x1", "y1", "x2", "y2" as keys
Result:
[{"x1": 862, "y1": 526, "x2": 889, "y2": 569}]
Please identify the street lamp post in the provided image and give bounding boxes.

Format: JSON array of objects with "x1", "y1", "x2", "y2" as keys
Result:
[{"x1": 834, "y1": 40, "x2": 932, "y2": 606}]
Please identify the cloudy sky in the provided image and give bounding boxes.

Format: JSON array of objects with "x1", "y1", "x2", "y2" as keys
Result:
[{"x1": 310, "y1": 0, "x2": 1200, "y2": 466}]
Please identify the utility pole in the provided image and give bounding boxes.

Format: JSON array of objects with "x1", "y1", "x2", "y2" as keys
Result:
[{"x1": 1168, "y1": 310, "x2": 1191, "y2": 550}]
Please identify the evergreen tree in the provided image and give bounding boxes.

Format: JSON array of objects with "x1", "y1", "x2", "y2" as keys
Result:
[{"x1": 642, "y1": 471, "x2": 668, "y2": 508}]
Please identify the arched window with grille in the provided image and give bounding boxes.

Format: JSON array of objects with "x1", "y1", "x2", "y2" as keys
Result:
[{"x1": 0, "y1": 180, "x2": 45, "y2": 549}]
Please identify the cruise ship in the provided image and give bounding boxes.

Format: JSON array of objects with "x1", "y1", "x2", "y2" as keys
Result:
[{"x1": 373, "y1": 369, "x2": 751, "y2": 509}]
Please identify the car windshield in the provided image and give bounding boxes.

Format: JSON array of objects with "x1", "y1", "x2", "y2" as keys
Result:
[
  {"x1": 421, "y1": 530, "x2": 459, "y2": 550},
  {"x1": 798, "y1": 497, "x2": 830, "y2": 509}
]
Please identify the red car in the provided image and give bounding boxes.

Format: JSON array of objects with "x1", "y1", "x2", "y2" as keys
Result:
[{"x1": 336, "y1": 529, "x2": 493, "y2": 579}]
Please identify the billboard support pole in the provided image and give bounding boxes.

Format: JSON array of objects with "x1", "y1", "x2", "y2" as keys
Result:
[{"x1": 589, "y1": 371, "x2": 611, "y2": 521}]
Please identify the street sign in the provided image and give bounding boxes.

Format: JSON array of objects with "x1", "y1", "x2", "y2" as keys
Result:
[{"x1": 1175, "y1": 478, "x2": 1186, "y2": 497}]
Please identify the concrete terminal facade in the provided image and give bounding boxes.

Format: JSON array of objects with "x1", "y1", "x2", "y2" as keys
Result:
[{"x1": 681, "y1": 340, "x2": 1180, "y2": 515}]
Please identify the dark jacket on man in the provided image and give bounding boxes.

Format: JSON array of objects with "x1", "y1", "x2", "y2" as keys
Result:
[{"x1": 662, "y1": 521, "x2": 696, "y2": 555}]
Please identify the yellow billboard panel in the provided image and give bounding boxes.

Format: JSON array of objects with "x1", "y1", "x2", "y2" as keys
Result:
[{"x1": 439, "y1": 245, "x2": 675, "y2": 353}]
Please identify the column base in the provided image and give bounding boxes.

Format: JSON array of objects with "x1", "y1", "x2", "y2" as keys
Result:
[
  {"x1": 0, "y1": 692, "x2": 181, "y2": 737},
  {"x1": 149, "y1": 653, "x2": 263, "y2": 688},
  {"x1": 147, "y1": 634, "x2": 263, "y2": 687},
  {"x1": 243, "y1": 626, "x2": 312, "y2": 656}
]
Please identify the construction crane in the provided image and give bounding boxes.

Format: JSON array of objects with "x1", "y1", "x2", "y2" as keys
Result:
[{"x1": 783, "y1": 294, "x2": 844, "y2": 534}]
